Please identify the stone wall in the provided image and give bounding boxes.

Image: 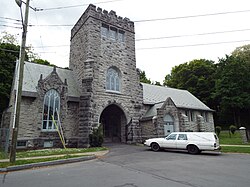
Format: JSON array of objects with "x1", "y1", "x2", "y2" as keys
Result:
[
  {"x1": 141, "y1": 105, "x2": 215, "y2": 140},
  {"x1": 8, "y1": 67, "x2": 82, "y2": 148},
  {"x1": 141, "y1": 120, "x2": 157, "y2": 141},
  {"x1": 69, "y1": 4, "x2": 143, "y2": 144}
]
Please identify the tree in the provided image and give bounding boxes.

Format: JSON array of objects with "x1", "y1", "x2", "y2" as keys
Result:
[
  {"x1": 0, "y1": 43, "x2": 20, "y2": 120},
  {"x1": 33, "y1": 58, "x2": 51, "y2": 66},
  {"x1": 0, "y1": 31, "x2": 51, "y2": 123},
  {"x1": 138, "y1": 69, "x2": 151, "y2": 84},
  {"x1": 164, "y1": 59, "x2": 217, "y2": 107},
  {"x1": 214, "y1": 55, "x2": 250, "y2": 127},
  {"x1": 0, "y1": 31, "x2": 19, "y2": 45},
  {"x1": 231, "y1": 44, "x2": 250, "y2": 61},
  {"x1": 154, "y1": 81, "x2": 162, "y2": 86}
]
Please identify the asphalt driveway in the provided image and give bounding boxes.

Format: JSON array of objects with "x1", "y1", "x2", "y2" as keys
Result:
[{"x1": 1, "y1": 143, "x2": 250, "y2": 187}]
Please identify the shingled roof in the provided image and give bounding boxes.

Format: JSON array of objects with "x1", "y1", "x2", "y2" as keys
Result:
[
  {"x1": 14, "y1": 61, "x2": 80, "y2": 98},
  {"x1": 141, "y1": 83, "x2": 213, "y2": 111}
]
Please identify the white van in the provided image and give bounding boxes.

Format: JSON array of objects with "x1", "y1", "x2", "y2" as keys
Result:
[{"x1": 144, "y1": 132, "x2": 220, "y2": 154}]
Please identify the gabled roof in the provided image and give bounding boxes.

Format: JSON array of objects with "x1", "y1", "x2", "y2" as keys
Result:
[
  {"x1": 14, "y1": 61, "x2": 80, "y2": 98},
  {"x1": 141, "y1": 83, "x2": 212, "y2": 111}
]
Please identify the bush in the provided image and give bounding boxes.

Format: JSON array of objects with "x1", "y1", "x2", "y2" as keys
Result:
[
  {"x1": 215, "y1": 126, "x2": 222, "y2": 136},
  {"x1": 89, "y1": 125, "x2": 104, "y2": 147},
  {"x1": 229, "y1": 125, "x2": 237, "y2": 134}
]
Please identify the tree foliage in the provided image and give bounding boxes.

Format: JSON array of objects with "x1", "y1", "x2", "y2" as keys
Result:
[
  {"x1": 164, "y1": 59, "x2": 216, "y2": 106},
  {"x1": 163, "y1": 44, "x2": 250, "y2": 128},
  {"x1": 231, "y1": 44, "x2": 250, "y2": 61},
  {"x1": 0, "y1": 31, "x2": 19, "y2": 45},
  {"x1": 0, "y1": 32, "x2": 51, "y2": 122},
  {"x1": 214, "y1": 55, "x2": 250, "y2": 126},
  {"x1": 0, "y1": 43, "x2": 20, "y2": 118},
  {"x1": 138, "y1": 69, "x2": 151, "y2": 84}
]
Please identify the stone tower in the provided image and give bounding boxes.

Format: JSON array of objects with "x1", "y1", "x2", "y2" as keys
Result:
[{"x1": 69, "y1": 4, "x2": 143, "y2": 146}]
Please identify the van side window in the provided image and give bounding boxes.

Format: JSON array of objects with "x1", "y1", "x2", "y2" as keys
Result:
[
  {"x1": 178, "y1": 134, "x2": 187, "y2": 140},
  {"x1": 166, "y1": 134, "x2": 177, "y2": 140}
]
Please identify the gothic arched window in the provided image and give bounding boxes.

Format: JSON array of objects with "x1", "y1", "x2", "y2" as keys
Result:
[
  {"x1": 42, "y1": 89, "x2": 60, "y2": 131},
  {"x1": 106, "y1": 67, "x2": 121, "y2": 92}
]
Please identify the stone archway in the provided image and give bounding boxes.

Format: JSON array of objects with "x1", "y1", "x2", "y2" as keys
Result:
[{"x1": 99, "y1": 104, "x2": 127, "y2": 143}]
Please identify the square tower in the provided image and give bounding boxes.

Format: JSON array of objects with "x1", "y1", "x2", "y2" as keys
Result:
[{"x1": 69, "y1": 4, "x2": 143, "y2": 145}]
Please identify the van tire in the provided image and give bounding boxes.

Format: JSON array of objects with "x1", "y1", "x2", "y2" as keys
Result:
[
  {"x1": 151, "y1": 143, "x2": 160, "y2": 152},
  {"x1": 187, "y1": 145, "x2": 199, "y2": 154}
]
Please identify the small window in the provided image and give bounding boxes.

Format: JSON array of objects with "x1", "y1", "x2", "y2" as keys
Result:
[
  {"x1": 166, "y1": 134, "x2": 177, "y2": 140},
  {"x1": 178, "y1": 134, "x2": 187, "y2": 140},
  {"x1": 17, "y1": 140, "x2": 27, "y2": 147},
  {"x1": 200, "y1": 112, "x2": 208, "y2": 122},
  {"x1": 118, "y1": 30, "x2": 125, "y2": 42},
  {"x1": 44, "y1": 141, "x2": 53, "y2": 148},
  {"x1": 190, "y1": 111, "x2": 194, "y2": 121},
  {"x1": 101, "y1": 24, "x2": 109, "y2": 38},
  {"x1": 109, "y1": 27, "x2": 117, "y2": 40}
]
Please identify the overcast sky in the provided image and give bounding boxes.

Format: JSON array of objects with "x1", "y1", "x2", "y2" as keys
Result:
[{"x1": 1, "y1": 0, "x2": 250, "y2": 83}]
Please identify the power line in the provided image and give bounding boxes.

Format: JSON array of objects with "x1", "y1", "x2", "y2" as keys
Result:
[
  {"x1": 0, "y1": 20, "x2": 22, "y2": 25},
  {"x1": 32, "y1": 0, "x2": 45, "y2": 58},
  {"x1": 37, "y1": 0, "x2": 124, "y2": 11},
  {"x1": 136, "y1": 28, "x2": 250, "y2": 41},
  {"x1": 0, "y1": 16, "x2": 22, "y2": 22},
  {"x1": 29, "y1": 28, "x2": 250, "y2": 48},
  {"x1": 23, "y1": 9, "x2": 250, "y2": 27},
  {"x1": 0, "y1": 24, "x2": 22, "y2": 29},
  {"x1": 134, "y1": 9, "x2": 250, "y2": 23},
  {"x1": 0, "y1": 48, "x2": 19, "y2": 53},
  {"x1": 137, "y1": 39, "x2": 250, "y2": 50},
  {"x1": 28, "y1": 24, "x2": 73, "y2": 27},
  {"x1": 1, "y1": 39, "x2": 250, "y2": 57},
  {"x1": 33, "y1": 45, "x2": 69, "y2": 48}
]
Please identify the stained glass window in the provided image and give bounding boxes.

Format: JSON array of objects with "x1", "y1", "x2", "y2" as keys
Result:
[{"x1": 42, "y1": 89, "x2": 60, "y2": 131}]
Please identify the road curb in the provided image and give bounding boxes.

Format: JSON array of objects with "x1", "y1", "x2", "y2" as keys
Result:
[{"x1": 0, "y1": 155, "x2": 96, "y2": 172}]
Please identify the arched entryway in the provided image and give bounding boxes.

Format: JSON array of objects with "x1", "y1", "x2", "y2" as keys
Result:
[{"x1": 99, "y1": 104, "x2": 127, "y2": 143}]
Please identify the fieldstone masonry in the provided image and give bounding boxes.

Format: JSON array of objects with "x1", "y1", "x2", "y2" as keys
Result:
[
  {"x1": 4, "y1": 4, "x2": 216, "y2": 149},
  {"x1": 70, "y1": 4, "x2": 143, "y2": 145}
]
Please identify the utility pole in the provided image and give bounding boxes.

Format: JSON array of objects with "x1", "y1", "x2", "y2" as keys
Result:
[{"x1": 10, "y1": 0, "x2": 30, "y2": 163}]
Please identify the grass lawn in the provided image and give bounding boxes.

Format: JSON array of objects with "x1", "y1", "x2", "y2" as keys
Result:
[
  {"x1": 0, "y1": 147, "x2": 107, "y2": 168},
  {"x1": 0, "y1": 147, "x2": 107, "y2": 160},
  {"x1": 218, "y1": 131, "x2": 250, "y2": 153},
  {"x1": 218, "y1": 131, "x2": 248, "y2": 145},
  {"x1": 0, "y1": 155, "x2": 87, "y2": 168},
  {"x1": 221, "y1": 146, "x2": 250, "y2": 154}
]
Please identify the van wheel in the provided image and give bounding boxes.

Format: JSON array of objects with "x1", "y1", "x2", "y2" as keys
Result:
[
  {"x1": 151, "y1": 143, "x2": 160, "y2": 152},
  {"x1": 187, "y1": 145, "x2": 199, "y2": 154}
]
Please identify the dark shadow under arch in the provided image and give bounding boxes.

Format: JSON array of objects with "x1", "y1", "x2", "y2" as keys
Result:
[{"x1": 99, "y1": 104, "x2": 127, "y2": 143}]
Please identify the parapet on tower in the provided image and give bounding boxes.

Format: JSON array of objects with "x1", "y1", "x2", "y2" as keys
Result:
[{"x1": 71, "y1": 4, "x2": 134, "y2": 40}]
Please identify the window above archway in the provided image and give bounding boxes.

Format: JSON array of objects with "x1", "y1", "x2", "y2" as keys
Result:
[
  {"x1": 163, "y1": 114, "x2": 174, "y2": 122},
  {"x1": 42, "y1": 89, "x2": 60, "y2": 131},
  {"x1": 106, "y1": 67, "x2": 121, "y2": 92}
]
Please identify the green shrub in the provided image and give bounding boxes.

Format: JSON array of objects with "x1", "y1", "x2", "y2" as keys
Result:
[
  {"x1": 215, "y1": 126, "x2": 222, "y2": 136},
  {"x1": 229, "y1": 125, "x2": 237, "y2": 134},
  {"x1": 89, "y1": 125, "x2": 104, "y2": 147}
]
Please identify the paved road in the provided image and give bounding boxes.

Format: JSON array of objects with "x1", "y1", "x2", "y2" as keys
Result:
[{"x1": 1, "y1": 144, "x2": 250, "y2": 187}]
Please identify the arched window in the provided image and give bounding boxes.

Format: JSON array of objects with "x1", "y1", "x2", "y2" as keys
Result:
[
  {"x1": 42, "y1": 89, "x2": 60, "y2": 131},
  {"x1": 106, "y1": 67, "x2": 121, "y2": 92}
]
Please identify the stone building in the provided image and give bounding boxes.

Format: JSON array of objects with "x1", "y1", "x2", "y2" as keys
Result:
[{"x1": 5, "y1": 4, "x2": 215, "y2": 149}]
